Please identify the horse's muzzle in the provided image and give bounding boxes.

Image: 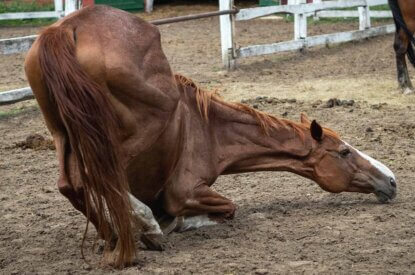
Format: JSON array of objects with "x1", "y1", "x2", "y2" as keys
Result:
[{"x1": 374, "y1": 177, "x2": 397, "y2": 203}]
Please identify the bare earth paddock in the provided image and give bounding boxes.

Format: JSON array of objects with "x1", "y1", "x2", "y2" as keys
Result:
[{"x1": 1, "y1": 3, "x2": 415, "y2": 274}]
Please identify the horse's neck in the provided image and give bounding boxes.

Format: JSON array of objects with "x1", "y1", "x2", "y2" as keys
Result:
[{"x1": 210, "y1": 101, "x2": 314, "y2": 178}]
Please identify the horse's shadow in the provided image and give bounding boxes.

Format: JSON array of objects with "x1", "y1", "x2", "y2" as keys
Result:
[
  {"x1": 168, "y1": 195, "x2": 393, "y2": 247},
  {"x1": 242, "y1": 195, "x2": 384, "y2": 215}
]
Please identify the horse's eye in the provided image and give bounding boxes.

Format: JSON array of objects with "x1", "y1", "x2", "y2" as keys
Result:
[{"x1": 340, "y1": 148, "x2": 351, "y2": 157}]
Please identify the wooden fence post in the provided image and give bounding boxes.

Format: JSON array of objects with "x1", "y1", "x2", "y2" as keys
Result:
[
  {"x1": 65, "y1": 0, "x2": 78, "y2": 16},
  {"x1": 145, "y1": 0, "x2": 154, "y2": 13},
  {"x1": 54, "y1": 0, "x2": 64, "y2": 17},
  {"x1": 358, "y1": 2, "x2": 371, "y2": 30},
  {"x1": 313, "y1": 0, "x2": 322, "y2": 20},
  {"x1": 219, "y1": 0, "x2": 235, "y2": 69},
  {"x1": 294, "y1": 0, "x2": 307, "y2": 40}
]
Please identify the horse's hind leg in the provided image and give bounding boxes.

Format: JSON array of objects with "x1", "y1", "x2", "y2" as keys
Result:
[
  {"x1": 62, "y1": 153, "x2": 164, "y2": 250},
  {"x1": 58, "y1": 178, "x2": 115, "y2": 240},
  {"x1": 394, "y1": 30, "x2": 414, "y2": 93},
  {"x1": 59, "y1": 151, "x2": 117, "y2": 246}
]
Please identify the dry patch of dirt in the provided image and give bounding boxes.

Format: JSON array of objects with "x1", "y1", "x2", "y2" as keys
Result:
[
  {"x1": 1, "y1": 2, "x2": 414, "y2": 274},
  {"x1": 12, "y1": 133, "x2": 54, "y2": 151}
]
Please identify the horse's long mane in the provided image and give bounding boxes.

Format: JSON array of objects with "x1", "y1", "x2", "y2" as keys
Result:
[
  {"x1": 174, "y1": 74, "x2": 340, "y2": 140},
  {"x1": 174, "y1": 74, "x2": 291, "y2": 134}
]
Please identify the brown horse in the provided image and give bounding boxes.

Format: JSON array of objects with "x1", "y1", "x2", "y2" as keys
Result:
[
  {"x1": 24, "y1": 5, "x2": 397, "y2": 268},
  {"x1": 389, "y1": 0, "x2": 415, "y2": 94}
]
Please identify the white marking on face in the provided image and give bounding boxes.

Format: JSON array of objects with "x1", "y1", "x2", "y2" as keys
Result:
[
  {"x1": 128, "y1": 193, "x2": 163, "y2": 235},
  {"x1": 176, "y1": 215, "x2": 217, "y2": 232},
  {"x1": 344, "y1": 141, "x2": 395, "y2": 180}
]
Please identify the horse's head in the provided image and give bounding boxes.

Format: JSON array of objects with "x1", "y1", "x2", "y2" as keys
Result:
[{"x1": 301, "y1": 114, "x2": 396, "y2": 203}]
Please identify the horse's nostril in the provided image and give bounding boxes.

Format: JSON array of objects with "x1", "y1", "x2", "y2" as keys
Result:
[{"x1": 390, "y1": 178, "x2": 396, "y2": 188}]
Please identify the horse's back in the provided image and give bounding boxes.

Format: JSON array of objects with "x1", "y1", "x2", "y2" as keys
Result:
[
  {"x1": 26, "y1": 5, "x2": 182, "y2": 187},
  {"x1": 60, "y1": 5, "x2": 179, "y2": 105},
  {"x1": 70, "y1": 6, "x2": 180, "y2": 139}
]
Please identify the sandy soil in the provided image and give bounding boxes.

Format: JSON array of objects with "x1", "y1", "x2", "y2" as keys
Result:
[{"x1": 1, "y1": 2, "x2": 415, "y2": 274}]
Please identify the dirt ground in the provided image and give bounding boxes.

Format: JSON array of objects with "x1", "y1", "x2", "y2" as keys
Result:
[{"x1": 1, "y1": 2, "x2": 415, "y2": 274}]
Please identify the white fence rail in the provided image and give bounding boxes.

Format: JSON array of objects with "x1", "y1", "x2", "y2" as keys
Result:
[
  {"x1": 219, "y1": 0, "x2": 394, "y2": 68},
  {"x1": 238, "y1": 24, "x2": 395, "y2": 57},
  {"x1": 0, "y1": 0, "x2": 395, "y2": 103},
  {"x1": 0, "y1": 88, "x2": 34, "y2": 105},
  {"x1": 0, "y1": 35, "x2": 37, "y2": 55},
  {"x1": 0, "y1": 11, "x2": 61, "y2": 20},
  {"x1": 312, "y1": 0, "x2": 392, "y2": 18},
  {"x1": 317, "y1": 10, "x2": 392, "y2": 18},
  {"x1": 0, "y1": 0, "x2": 80, "y2": 104}
]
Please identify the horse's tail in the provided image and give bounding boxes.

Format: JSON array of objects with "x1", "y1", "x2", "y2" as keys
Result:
[
  {"x1": 388, "y1": 0, "x2": 415, "y2": 66},
  {"x1": 37, "y1": 25, "x2": 135, "y2": 267}
]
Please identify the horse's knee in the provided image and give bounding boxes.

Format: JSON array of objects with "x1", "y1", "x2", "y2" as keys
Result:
[
  {"x1": 163, "y1": 186, "x2": 210, "y2": 216},
  {"x1": 162, "y1": 183, "x2": 192, "y2": 217},
  {"x1": 394, "y1": 32, "x2": 409, "y2": 55},
  {"x1": 163, "y1": 196, "x2": 186, "y2": 217},
  {"x1": 57, "y1": 177, "x2": 73, "y2": 197},
  {"x1": 57, "y1": 176, "x2": 83, "y2": 203},
  {"x1": 394, "y1": 41, "x2": 406, "y2": 56}
]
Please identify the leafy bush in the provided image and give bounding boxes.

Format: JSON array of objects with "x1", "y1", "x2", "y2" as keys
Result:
[
  {"x1": 0, "y1": 0, "x2": 54, "y2": 13},
  {"x1": 0, "y1": 0, "x2": 56, "y2": 26}
]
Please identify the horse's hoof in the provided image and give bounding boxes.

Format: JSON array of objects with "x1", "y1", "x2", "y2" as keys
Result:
[
  {"x1": 140, "y1": 233, "x2": 165, "y2": 251},
  {"x1": 403, "y1": 87, "x2": 414, "y2": 95}
]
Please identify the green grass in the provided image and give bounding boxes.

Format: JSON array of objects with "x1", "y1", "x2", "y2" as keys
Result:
[
  {"x1": 282, "y1": 15, "x2": 358, "y2": 25},
  {"x1": 0, "y1": 1, "x2": 54, "y2": 13},
  {"x1": 0, "y1": 105, "x2": 39, "y2": 120},
  {"x1": 334, "y1": 4, "x2": 390, "y2": 11},
  {"x1": 308, "y1": 17, "x2": 392, "y2": 26},
  {"x1": 0, "y1": 18, "x2": 56, "y2": 27},
  {"x1": 370, "y1": 4, "x2": 390, "y2": 11},
  {"x1": 0, "y1": 0, "x2": 57, "y2": 27},
  {"x1": 311, "y1": 4, "x2": 392, "y2": 25}
]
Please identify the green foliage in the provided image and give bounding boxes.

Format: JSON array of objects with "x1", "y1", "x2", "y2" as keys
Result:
[
  {"x1": 309, "y1": 17, "x2": 391, "y2": 25},
  {"x1": 0, "y1": 18, "x2": 56, "y2": 27},
  {"x1": 0, "y1": 1, "x2": 54, "y2": 13},
  {"x1": 0, "y1": 105, "x2": 39, "y2": 120},
  {"x1": 370, "y1": 4, "x2": 390, "y2": 11},
  {"x1": 0, "y1": 0, "x2": 56, "y2": 27},
  {"x1": 259, "y1": 0, "x2": 280, "y2": 6},
  {"x1": 334, "y1": 4, "x2": 390, "y2": 11}
]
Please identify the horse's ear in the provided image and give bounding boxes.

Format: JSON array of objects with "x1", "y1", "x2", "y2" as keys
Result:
[
  {"x1": 310, "y1": 120, "x2": 324, "y2": 141},
  {"x1": 300, "y1": 113, "x2": 311, "y2": 125}
]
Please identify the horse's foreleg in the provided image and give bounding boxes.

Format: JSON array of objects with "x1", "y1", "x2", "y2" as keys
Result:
[
  {"x1": 163, "y1": 180, "x2": 236, "y2": 232},
  {"x1": 127, "y1": 193, "x2": 164, "y2": 251},
  {"x1": 394, "y1": 30, "x2": 414, "y2": 93}
]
